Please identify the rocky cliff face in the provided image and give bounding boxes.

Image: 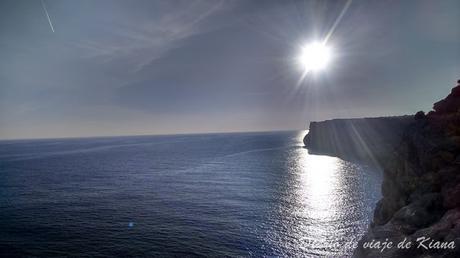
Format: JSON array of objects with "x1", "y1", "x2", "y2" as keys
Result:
[
  {"x1": 304, "y1": 116, "x2": 414, "y2": 167},
  {"x1": 304, "y1": 81, "x2": 460, "y2": 257},
  {"x1": 354, "y1": 81, "x2": 460, "y2": 257}
]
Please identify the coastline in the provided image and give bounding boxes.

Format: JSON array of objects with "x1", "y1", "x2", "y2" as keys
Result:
[
  {"x1": 304, "y1": 81, "x2": 460, "y2": 257},
  {"x1": 304, "y1": 116, "x2": 414, "y2": 167}
]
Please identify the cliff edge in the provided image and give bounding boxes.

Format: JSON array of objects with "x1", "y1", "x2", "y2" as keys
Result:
[
  {"x1": 355, "y1": 81, "x2": 460, "y2": 257},
  {"x1": 304, "y1": 116, "x2": 414, "y2": 167},
  {"x1": 305, "y1": 80, "x2": 460, "y2": 257}
]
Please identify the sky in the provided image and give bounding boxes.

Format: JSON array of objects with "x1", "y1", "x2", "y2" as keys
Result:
[{"x1": 0, "y1": 0, "x2": 459, "y2": 139}]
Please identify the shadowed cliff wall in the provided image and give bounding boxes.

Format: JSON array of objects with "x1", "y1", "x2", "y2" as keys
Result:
[
  {"x1": 304, "y1": 116, "x2": 414, "y2": 166},
  {"x1": 354, "y1": 81, "x2": 460, "y2": 257},
  {"x1": 304, "y1": 80, "x2": 460, "y2": 257}
]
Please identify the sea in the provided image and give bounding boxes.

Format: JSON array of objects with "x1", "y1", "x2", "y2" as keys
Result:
[{"x1": 0, "y1": 131, "x2": 382, "y2": 257}]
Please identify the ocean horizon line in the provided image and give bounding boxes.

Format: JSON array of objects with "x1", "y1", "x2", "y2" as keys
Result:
[{"x1": 0, "y1": 128, "x2": 306, "y2": 142}]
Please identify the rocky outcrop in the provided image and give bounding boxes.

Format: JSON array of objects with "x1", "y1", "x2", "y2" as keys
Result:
[
  {"x1": 353, "y1": 81, "x2": 460, "y2": 257},
  {"x1": 304, "y1": 116, "x2": 414, "y2": 167},
  {"x1": 304, "y1": 80, "x2": 460, "y2": 257}
]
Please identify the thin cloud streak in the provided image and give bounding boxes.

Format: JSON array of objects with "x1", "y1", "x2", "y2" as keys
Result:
[{"x1": 41, "y1": 0, "x2": 54, "y2": 32}]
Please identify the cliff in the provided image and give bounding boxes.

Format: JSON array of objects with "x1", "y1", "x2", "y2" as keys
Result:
[
  {"x1": 355, "y1": 81, "x2": 460, "y2": 257},
  {"x1": 305, "y1": 80, "x2": 460, "y2": 257},
  {"x1": 304, "y1": 116, "x2": 414, "y2": 167}
]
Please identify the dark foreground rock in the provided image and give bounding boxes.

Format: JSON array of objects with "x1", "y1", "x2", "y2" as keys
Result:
[
  {"x1": 305, "y1": 80, "x2": 460, "y2": 257},
  {"x1": 355, "y1": 81, "x2": 460, "y2": 257}
]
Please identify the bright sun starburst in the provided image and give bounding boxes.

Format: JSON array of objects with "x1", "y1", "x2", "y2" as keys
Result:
[{"x1": 298, "y1": 42, "x2": 332, "y2": 72}]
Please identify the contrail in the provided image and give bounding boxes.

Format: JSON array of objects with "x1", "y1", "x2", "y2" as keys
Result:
[{"x1": 41, "y1": 0, "x2": 55, "y2": 32}]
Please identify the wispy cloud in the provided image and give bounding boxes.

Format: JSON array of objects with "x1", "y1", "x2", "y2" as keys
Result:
[{"x1": 72, "y1": 0, "x2": 229, "y2": 74}]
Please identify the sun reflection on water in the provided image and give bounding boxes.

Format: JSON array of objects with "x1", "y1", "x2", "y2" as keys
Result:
[
  {"x1": 299, "y1": 153, "x2": 341, "y2": 220},
  {"x1": 274, "y1": 132, "x2": 362, "y2": 256}
]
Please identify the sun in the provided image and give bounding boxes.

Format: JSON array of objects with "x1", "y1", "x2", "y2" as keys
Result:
[{"x1": 298, "y1": 42, "x2": 332, "y2": 72}]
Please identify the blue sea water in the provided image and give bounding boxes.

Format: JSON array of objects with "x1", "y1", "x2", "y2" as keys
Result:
[{"x1": 0, "y1": 131, "x2": 381, "y2": 257}]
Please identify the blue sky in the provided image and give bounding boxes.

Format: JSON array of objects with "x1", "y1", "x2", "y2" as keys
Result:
[{"x1": 0, "y1": 0, "x2": 459, "y2": 139}]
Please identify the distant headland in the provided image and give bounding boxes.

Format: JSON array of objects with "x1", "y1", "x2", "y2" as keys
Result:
[{"x1": 304, "y1": 80, "x2": 460, "y2": 257}]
